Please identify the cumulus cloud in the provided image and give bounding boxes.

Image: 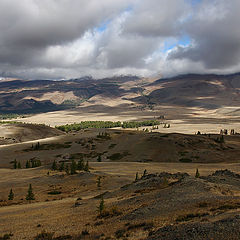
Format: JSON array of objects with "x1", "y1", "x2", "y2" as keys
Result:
[{"x1": 0, "y1": 0, "x2": 240, "y2": 79}]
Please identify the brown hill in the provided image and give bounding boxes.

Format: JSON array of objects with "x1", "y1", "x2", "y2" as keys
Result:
[
  {"x1": 0, "y1": 128, "x2": 240, "y2": 168},
  {"x1": 0, "y1": 123, "x2": 63, "y2": 145}
]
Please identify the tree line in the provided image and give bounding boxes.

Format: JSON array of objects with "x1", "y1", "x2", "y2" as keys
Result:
[
  {"x1": 12, "y1": 159, "x2": 41, "y2": 169},
  {"x1": 56, "y1": 120, "x2": 160, "y2": 132},
  {"x1": 51, "y1": 159, "x2": 89, "y2": 174}
]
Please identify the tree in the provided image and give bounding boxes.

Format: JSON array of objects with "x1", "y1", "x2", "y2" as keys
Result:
[
  {"x1": 70, "y1": 160, "x2": 77, "y2": 175},
  {"x1": 195, "y1": 168, "x2": 200, "y2": 178},
  {"x1": 65, "y1": 165, "x2": 70, "y2": 175},
  {"x1": 97, "y1": 176, "x2": 101, "y2": 188},
  {"x1": 51, "y1": 160, "x2": 57, "y2": 171},
  {"x1": 26, "y1": 160, "x2": 30, "y2": 169},
  {"x1": 97, "y1": 155, "x2": 102, "y2": 162},
  {"x1": 13, "y1": 159, "x2": 17, "y2": 169},
  {"x1": 98, "y1": 196, "x2": 105, "y2": 216},
  {"x1": 8, "y1": 189, "x2": 14, "y2": 200},
  {"x1": 135, "y1": 172, "x2": 139, "y2": 181},
  {"x1": 59, "y1": 162, "x2": 65, "y2": 172},
  {"x1": 84, "y1": 161, "x2": 89, "y2": 172},
  {"x1": 26, "y1": 184, "x2": 35, "y2": 201},
  {"x1": 77, "y1": 159, "x2": 84, "y2": 170},
  {"x1": 17, "y1": 162, "x2": 21, "y2": 169}
]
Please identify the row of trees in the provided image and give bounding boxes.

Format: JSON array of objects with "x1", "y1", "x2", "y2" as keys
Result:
[
  {"x1": 121, "y1": 120, "x2": 160, "y2": 129},
  {"x1": 31, "y1": 142, "x2": 40, "y2": 150},
  {"x1": 56, "y1": 120, "x2": 160, "y2": 132},
  {"x1": 0, "y1": 113, "x2": 26, "y2": 120},
  {"x1": 51, "y1": 159, "x2": 89, "y2": 174},
  {"x1": 13, "y1": 159, "x2": 41, "y2": 169},
  {"x1": 13, "y1": 159, "x2": 21, "y2": 169},
  {"x1": 26, "y1": 159, "x2": 41, "y2": 168}
]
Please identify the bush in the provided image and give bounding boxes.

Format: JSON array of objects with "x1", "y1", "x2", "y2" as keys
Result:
[
  {"x1": 47, "y1": 191, "x2": 62, "y2": 195},
  {"x1": 107, "y1": 151, "x2": 130, "y2": 161},
  {"x1": 0, "y1": 233, "x2": 13, "y2": 240},
  {"x1": 179, "y1": 158, "x2": 192, "y2": 163},
  {"x1": 34, "y1": 231, "x2": 54, "y2": 240}
]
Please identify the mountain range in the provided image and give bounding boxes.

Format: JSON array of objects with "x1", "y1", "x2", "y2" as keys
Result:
[{"x1": 0, "y1": 73, "x2": 239, "y2": 115}]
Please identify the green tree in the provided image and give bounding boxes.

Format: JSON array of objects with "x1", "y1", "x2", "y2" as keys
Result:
[
  {"x1": 135, "y1": 172, "x2": 139, "y2": 181},
  {"x1": 97, "y1": 155, "x2": 102, "y2": 162},
  {"x1": 59, "y1": 162, "x2": 65, "y2": 172},
  {"x1": 84, "y1": 161, "x2": 89, "y2": 172},
  {"x1": 51, "y1": 160, "x2": 57, "y2": 171},
  {"x1": 26, "y1": 160, "x2": 30, "y2": 169},
  {"x1": 70, "y1": 160, "x2": 77, "y2": 175},
  {"x1": 26, "y1": 184, "x2": 35, "y2": 201},
  {"x1": 8, "y1": 189, "x2": 14, "y2": 200},
  {"x1": 98, "y1": 196, "x2": 105, "y2": 216},
  {"x1": 65, "y1": 165, "x2": 70, "y2": 175},
  {"x1": 13, "y1": 159, "x2": 17, "y2": 169},
  {"x1": 77, "y1": 159, "x2": 84, "y2": 170},
  {"x1": 97, "y1": 176, "x2": 101, "y2": 188},
  {"x1": 31, "y1": 160, "x2": 35, "y2": 168},
  {"x1": 17, "y1": 162, "x2": 21, "y2": 169},
  {"x1": 195, "y1": 168, "x2": 200, "y2": 178}
]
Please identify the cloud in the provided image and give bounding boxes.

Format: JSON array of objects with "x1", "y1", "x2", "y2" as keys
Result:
[
  {"x1": 122, "y1": 0, "x2": 189, "y2": 37},
  {"x1": 168, "y1": 0, "x2": 240, "y2": 71},
  {"x1": 0, "y1": 0, "x2": 240, "y2": 79}
]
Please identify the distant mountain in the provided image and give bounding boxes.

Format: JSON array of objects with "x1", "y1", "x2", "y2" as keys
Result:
[
  {"x1": 0, "y1": 73, "x2": 239, "y2": 114},
  {"x1": 0, "y1": 76, "x2": 139, "y2": 113},
  {"x1": 135, "y1": 73, "x2": 240, "y2": 110}
]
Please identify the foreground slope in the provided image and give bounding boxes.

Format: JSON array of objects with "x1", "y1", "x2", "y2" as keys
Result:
[{"x1": 1, "y1": 166, "x2": 240, "y2": 239}]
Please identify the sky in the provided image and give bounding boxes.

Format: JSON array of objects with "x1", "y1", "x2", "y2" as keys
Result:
[{"x1": 0, "y1": 0, "x2": 240, "y2": 80}]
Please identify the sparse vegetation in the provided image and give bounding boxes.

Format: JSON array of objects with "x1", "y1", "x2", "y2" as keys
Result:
[
  {"x1": 176, "y1": 212, "x2": 209, "y2": 222},
  {"x1": 24, "y1": 143, "x2": 71, "y2": 152}
]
